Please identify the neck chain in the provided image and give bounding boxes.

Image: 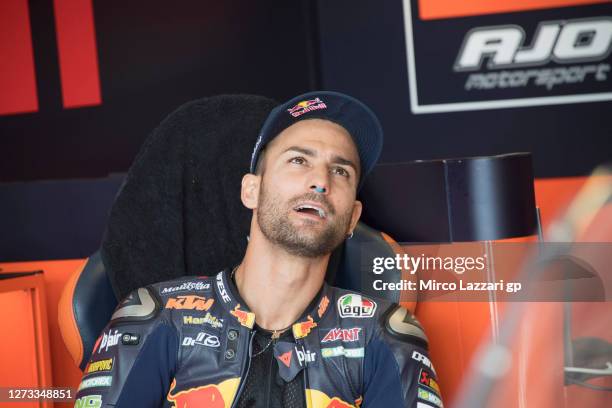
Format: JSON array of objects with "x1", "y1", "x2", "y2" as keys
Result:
[{"x1": 231, "y1": 264, "x2": 293, "y2": 357}]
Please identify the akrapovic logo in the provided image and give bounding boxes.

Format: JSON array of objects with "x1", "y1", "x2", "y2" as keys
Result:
[{"x1": 454, "y1": 17, "x2": 612, "y2": 90}]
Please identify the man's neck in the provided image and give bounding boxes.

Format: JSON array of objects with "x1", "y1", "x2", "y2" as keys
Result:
[{"x1": 234, "y1": 235, "x2": 329, "y2": 332}]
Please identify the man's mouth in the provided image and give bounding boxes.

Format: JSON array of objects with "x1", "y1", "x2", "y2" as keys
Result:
[{"x1": 293, "y1": 203, "x2": 327, "y2": 219}]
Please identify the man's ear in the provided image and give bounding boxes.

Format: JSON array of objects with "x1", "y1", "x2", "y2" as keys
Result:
[
  {"x1": 241, "y1": 173, "x2": 260, "y2": 209},
  {"x1": 348, "y1": 200, "x2": 363, "y2": 235}
]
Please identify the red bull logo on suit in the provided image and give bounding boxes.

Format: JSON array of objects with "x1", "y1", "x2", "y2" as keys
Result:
[{"x1": 167, "y1": 378, "x2": 240, "y2": 408}]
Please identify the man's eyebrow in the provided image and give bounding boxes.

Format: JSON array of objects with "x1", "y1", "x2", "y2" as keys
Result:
[
  {"x1": 282, "y1": 146, "x2": 358, "y2": 174},
  {"x1": 282, "y1": 146, "x2": 316, "y2": 157},
  {"x1": 331, "y1": 155, "x2": 358, "y2": 174}
]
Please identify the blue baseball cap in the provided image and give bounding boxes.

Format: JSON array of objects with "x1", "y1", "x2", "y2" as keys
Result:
[{"x1": 250, "y1": 91, "x2": 383, "y2": 188}]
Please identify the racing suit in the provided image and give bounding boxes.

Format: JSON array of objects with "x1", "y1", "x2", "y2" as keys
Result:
[{"x1": 74, "y1": 269, "x2": 442, "y2": 407}]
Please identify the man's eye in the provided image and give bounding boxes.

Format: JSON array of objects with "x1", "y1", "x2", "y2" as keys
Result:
[
  {"x1": 332, "y1": 167, "x2": 349, "y2": 177},
  {"x1": 289, "y1": 157, "x2": 306, "y2": 165}
]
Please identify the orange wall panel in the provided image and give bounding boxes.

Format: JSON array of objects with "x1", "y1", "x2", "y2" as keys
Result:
[
  {"x1": 418, "y1": 0, "x2": 610, "y2": 20},
  {"x1": 0, "y1": 260, "x2": 86, "y2": 407}
]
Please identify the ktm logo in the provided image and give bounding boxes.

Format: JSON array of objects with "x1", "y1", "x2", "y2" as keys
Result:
[
  {"x1": 455, "y1": 17, "x2": 612, "y2": 71},
  {"x1": 165, "y1": 295, "x2": 214, "y2": 311}
]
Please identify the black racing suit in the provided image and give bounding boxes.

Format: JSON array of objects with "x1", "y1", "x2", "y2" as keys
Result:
[{"x1": 74, "y1": 269, "x2": 443, "y2": 407}]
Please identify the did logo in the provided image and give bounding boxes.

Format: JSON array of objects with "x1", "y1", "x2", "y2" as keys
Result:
[{"x1": 182, "y1": 332, "x2": 221, "y2": 348}]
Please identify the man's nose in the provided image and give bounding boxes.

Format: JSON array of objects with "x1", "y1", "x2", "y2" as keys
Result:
[
  {"x1": 311, "y1": 185, "x2": 326, "y2": 194},
  {"x1": 309, "y1": 166, "x2": 330, "y2": 195}
]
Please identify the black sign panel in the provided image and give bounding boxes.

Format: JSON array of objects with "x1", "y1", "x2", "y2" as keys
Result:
[{"x1": 404, "y1": 0, "x2": 612, "y2": 112}]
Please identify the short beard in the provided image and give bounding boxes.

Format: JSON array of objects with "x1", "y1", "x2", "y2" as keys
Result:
[{"x1": 257, "y1": 180, "x2": 352, "y2": 258}]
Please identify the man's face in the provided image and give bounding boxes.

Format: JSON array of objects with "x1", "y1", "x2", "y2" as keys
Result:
[{"x1": 254, "y1": 119, "x2": 362, "y2": 258}]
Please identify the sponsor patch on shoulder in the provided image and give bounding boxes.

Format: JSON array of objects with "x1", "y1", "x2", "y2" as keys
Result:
[
  {"x1": 385, "y1": 305, "x2": 428, "y2": 347},
  {"x1": 412, "y1": 350, "x2": 437, "y2": 375},
  {"x1": 78, "y1": 376, "x2": 113, "y2": 391},
  {"x1": 419, "y1": 368, "x2": 441, "y2": 395},
  {"x1": 85, "y1": 358, "x2": 113, "y2": 375},
  {"x1": 74, "y1": 395, "x2": 102, "y2": 407},
  {"x1": 418, "y1": 387, "x2": 443, "y2": 408}
]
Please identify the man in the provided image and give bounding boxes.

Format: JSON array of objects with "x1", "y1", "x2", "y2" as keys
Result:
[{"x1": 74, "y1": 91, "x2": 442, "y2": 408}]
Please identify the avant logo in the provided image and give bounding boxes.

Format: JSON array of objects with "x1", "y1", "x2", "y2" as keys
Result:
[{"x1": 455, "y1": 17, "x2": 612, "y2": 71}]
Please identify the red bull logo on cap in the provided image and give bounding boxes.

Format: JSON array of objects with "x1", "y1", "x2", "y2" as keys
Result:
[
  {"x1": 287, "y1": 97, "x2": 327, "y2": 117},
  {"x1": 167, "y1": 378, "x2": 240, "y2": 408},
  {"x1": 292, "y1": 315, "x2": 317, "y2": 339}
]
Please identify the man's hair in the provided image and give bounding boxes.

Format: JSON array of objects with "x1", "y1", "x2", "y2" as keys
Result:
[{"x1": 254, "y1": 149, "x2": 266, "y2": 175}]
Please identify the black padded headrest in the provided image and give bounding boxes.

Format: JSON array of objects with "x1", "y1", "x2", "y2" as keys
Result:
[{"x1": 101, "y1": 95, "x2": 278, "y2": 300}]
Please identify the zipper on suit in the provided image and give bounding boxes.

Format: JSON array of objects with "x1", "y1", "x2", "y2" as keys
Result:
[
  {"x1": 264, "y1": 337, "x2": 279, "y2": 407},
  {"x1": 298, "y1": 338, "x2": 310, "y2": 408},
  {"x1": 230, "y1": 329, "x2": 255, "y2": 408}
]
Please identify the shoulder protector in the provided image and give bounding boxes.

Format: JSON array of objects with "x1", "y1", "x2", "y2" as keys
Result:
[
  {"x1": 110, "y1": 286, "x2": 161, "y2": 325},
  {"x1": 383, "y1": 304, "x2": 428, "y2": 349}
]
